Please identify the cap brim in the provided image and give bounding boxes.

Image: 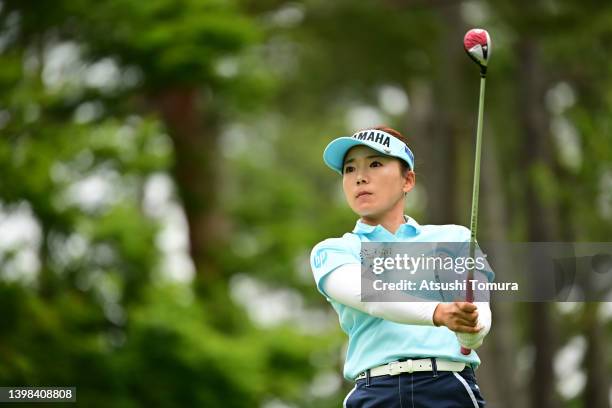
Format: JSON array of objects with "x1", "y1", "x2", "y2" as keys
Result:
[{"x1": 323, "y1": 137, "x2": 389, "y2": 175}]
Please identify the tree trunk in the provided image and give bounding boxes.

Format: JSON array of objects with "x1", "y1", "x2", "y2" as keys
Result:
[
  {"x1": 408, "y1": 2, "x2": 467, "y2": 225},
  {"x1": 582, "y1": 303, "x2": 610, "y2": 408},
  {"x1": 517, "y1": 38, "x2": 560, "y2": 408},
  {"x1": 152, "y1": 87, "x2": 226, "y2": 286}
]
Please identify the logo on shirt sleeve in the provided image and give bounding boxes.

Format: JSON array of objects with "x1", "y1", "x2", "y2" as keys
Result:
[{"x1": 313, "y1": 248, "x2": 328, "y2": 269}]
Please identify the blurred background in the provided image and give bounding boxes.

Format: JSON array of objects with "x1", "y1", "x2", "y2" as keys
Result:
[{"x1": 0, "y1": 0, "x2": 610, "y2": 407}]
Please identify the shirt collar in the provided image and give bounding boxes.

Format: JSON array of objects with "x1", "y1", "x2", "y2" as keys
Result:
[{"x1": 352, "y1": 215, "x2": 422, "y2": 235}]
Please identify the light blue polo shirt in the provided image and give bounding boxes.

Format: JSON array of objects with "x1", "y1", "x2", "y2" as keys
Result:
[{"x1": 310, "y1": 216, "x2": 495, "y2": 381}]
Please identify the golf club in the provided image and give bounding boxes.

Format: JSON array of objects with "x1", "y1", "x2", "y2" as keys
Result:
[{"x1": 461, "y1": 28, "x2": 491, "y2": 355}]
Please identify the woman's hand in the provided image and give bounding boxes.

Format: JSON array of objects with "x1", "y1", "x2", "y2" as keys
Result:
[{"x1": 433, "y1": 302, "x2": 482, "y2": 333}]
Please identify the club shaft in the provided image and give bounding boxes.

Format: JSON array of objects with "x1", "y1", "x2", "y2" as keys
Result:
[{"x1": 461, "y1": 74, "x2": 486, "y2": 356}]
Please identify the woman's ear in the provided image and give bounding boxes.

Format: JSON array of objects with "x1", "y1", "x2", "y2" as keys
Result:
[{"x1": 403, "y1": 170, "x2": 415, "y2": 194}]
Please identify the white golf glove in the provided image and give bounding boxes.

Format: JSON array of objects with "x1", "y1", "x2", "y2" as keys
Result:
[{"x1": 455, "y1": 302, "x2": 491, "y2": 350}]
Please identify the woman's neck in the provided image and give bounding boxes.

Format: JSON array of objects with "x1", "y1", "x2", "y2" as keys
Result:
[{"x1": 360, "y1": 212, "x2": 406, "y2": 235}]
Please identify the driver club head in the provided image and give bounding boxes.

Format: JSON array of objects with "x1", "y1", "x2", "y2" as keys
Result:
[{"x1": 464, "y1": 28, "x2": 491, "y2": 73}]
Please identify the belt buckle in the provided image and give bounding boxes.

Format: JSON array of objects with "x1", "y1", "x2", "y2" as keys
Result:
[{"x1": 388, "y1": 361, "x2": 402, "y2": 376}]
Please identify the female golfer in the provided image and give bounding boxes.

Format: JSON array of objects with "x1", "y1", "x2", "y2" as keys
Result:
[{"x1": 310, "y1": 126, "x2": 492, "y2": 407}]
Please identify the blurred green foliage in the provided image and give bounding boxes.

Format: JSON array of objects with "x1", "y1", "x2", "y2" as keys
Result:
[{"x1": 0, "y1": 0, "x2": 611, "y2": 407}]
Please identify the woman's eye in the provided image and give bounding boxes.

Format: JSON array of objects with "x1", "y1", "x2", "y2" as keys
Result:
[
  {"x1": 343, "y1": 166, "x2": 354, "y2": 174},
  {"x1": 370, "y1": 161, "x2": 382, "y2": 167}
]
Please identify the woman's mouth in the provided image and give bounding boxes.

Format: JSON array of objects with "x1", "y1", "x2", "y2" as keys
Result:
[{"x1": 356, "y1": 191, "x2": 372, "y2": 199}]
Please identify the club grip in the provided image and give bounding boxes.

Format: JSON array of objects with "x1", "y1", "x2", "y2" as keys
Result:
[{"x1": 461, "y1": 271, "x2": 475, "y2": 355}]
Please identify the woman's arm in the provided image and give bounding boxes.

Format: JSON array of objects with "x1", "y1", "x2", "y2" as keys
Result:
[
  {"x1": 323, "y1": 263, "x2": 486, "y2": 336},
  {"x1": 322, "y1": 263, "x2": 438, "y2": 325},
  {"x1": 323, "y1": 263, "x2": 490, "y2": 347}
]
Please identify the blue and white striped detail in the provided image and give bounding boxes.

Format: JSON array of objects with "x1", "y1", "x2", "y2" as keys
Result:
[{"x1": 453, "y1": 372, "x2": 479, "y2": 408}]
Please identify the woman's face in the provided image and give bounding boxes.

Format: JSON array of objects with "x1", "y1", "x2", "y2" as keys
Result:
[{"x1": 342, "y1": 145, "x2": 415, "y2": 219}]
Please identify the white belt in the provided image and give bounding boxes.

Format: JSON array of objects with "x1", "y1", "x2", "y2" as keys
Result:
[{"x1": 355, "y1": 359, "x2": 465, "y2": 381}]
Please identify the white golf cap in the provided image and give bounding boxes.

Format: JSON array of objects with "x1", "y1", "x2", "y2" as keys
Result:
[{"x1": 323, "y1": 129, "x2": 415, "y2": 175}]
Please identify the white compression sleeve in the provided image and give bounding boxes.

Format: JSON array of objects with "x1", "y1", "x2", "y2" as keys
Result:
[
  {"x1": 455, "y1": 301, "x2": 492, "y2": 349},
  {"x1": 321, "y1": 263, "x2": 439, "y2": 326}
]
